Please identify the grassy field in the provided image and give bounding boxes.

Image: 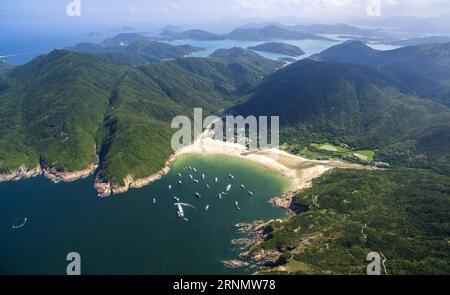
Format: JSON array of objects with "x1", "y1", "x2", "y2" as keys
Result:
[{"x1": 283, "y1": 143, "x2": 376, "y2": 165}]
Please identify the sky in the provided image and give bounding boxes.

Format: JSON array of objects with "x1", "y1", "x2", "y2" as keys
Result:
[{"x1": 1, "y1": 0, "x2": 450, "y2": 32}]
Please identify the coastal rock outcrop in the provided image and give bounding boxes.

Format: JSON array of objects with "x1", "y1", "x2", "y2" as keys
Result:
[
  {"x1": 42, "y1": 163, "x2": 98, "y2": 183},
  {"x1": 0, "y1": 165, "x2": 42, "y2": 182},
  {"x1": 94, "y1": 155, "x2": 176, "y2": 197}
]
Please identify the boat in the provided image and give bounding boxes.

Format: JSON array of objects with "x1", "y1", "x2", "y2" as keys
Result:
[
  {"x1": 168, "y1": 185, "x2": 172, "y2": 190},
  {"x1": 193, "y1": 168, "x2": 197, "y2": 172},
  {"x1": 202, "y1": 174, "x2": 205, "y2": 179},
  {"x1": 248, "y1": 191, "x2": 254, "y2": 196},
  {"x1": 188, "y1": 166, "x2": 192, "y2": 170},
  {"x1": 205, "y1": 205, "x2": 210, "y2": 211},
  {"x1": 218, "y1": 193, "x2": 222, "y2": 199},
  {"x1": 12, "y1": 217, "x2": 27, "y2": 229},
  {"x1": 178, "y1": 180, "x2": 182, "y2": 184},
  {"x1": 153, "y1": 198, "x2": 156, "y2": 204},
  {"x1": 226, "y1": 184, "x2": 232, "y2": 192},
  {"x1": 195, "y1": 192, "x2": 202, "y2": 199},
  {"x1": 234, "y1": 201, "x2": 240, "y2": 210},
  {"x1": 189, "y1": 174, "x2": 193, "y2": 179},
  {"x1": 176, "y1": 204, "x2": 185, "y2": 219},
  {"x1": 229, "y1": 174, "x2": 235, "y2": 179},
  {"x1": 173, "y1": 196, "x2": 180, "y2": 202},
  {"x1": 215, "y1": 177, "x2": 219, "y2": 183},
  {"x1": 194, "y1": 179, "x2": 199, "y2": 183},
  {"x1": 206, "y1": 184, "x2": 210, "y2": 188},
  {"x1": 240, "y1": 184, "x2": 245, "y2": 189},
  {"x1": 178, "y1": 173, "x2": 182, "y2": 177}
]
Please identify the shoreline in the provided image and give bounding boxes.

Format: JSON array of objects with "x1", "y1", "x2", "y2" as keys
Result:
[
  {"x1": 0, "y1": 163, "x2": 97, "y2": 184},
  {"x1": 173, "y1": 135, "x2": 371, "y2": 208},
  {"x1": 1, "y1": 129, "x2": 373, "y2": 200}
]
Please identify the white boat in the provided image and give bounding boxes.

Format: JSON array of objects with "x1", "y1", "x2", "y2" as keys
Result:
[
  {"x1": 173, "y1": 196, "x2": 180, "y2": 202},
  {"x1": 248, "y1": 191, "x2": 254, "y2": 196},
  {"x1": 202, "y1": 173, "x2": 205, "y2": 179},
  {"x1": 168, "y1": 185, "x2": 172, "y2": 190},
  {"x1": 188, "y1": 166, "x2": 192, "y2": 170},
  {"x1": 218, "y1": 193, "x2": 222, "y2": 199},
  {"x1": 241, "y1": 184, "x2": 245, "y2": 189},
  {"x1": 206, "y1": 184, "x2": 210, "y2": 188},
  {"x1": 153, "y1": 198, "x2": 156, "y2": 204},
  {"x1": 234, "y1": 201, "x2": 240, "y2": 210},
  {"x1": 176, "y1": 204, "x2": 185, "y2": 219},
  {"x1": 193, "y1": 168, "x2": 197, "y2": 172},
  {"x1": 178, "y1": 180, "x2": 182, "y2": 184},
  {"x1": 195, "y1": 192, "x2": 202, "y2": 199},
  {"x1": 189, "y1": 175, "x2": 193, "y2": 179},
  {"x1": 215, "y1": 177, "x2": 219, "y2": 183},
  {"x1": 226, "y1": 184, "x2": 232, "y2": 192},
  {"x1": 205, "y1": 205, "x2": 210, "y2": 211},
  {"x1": 178, "y1": 173, "x2": 182, "y2": 177},
  {"x1": 194, "y1": 179, "x2": 199, "y2": 183},
  {"x1": 229, "y1": 174, "x2": 235, "y2": 179}
]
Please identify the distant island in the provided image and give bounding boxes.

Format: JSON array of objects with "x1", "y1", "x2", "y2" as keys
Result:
[
  {"x1": 248, "y1": 42, "x2": 305, "y2": 57},
  {"x1": 160, "y1": 25, "x2": 333, "y2": 42}
]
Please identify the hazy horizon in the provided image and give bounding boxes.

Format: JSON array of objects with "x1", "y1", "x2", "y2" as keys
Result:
[{"x1": 1, "y1": 0, "x2": 450, "y2": 34}]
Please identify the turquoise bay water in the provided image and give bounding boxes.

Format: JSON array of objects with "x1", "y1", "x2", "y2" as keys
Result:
[
  {"x1": 167, "y1": 38, "x2": 340, "y2": 60},
  {"x1": 0, "y1": 155, "x2": 291, "y2": 274}
]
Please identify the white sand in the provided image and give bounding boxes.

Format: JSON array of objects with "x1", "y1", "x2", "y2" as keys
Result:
[{"x1": 175, "y1": 132, "x2": 371, "y2": 192}]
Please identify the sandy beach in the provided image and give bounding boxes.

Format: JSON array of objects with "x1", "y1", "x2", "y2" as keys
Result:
[{"x1": 175, "y1": 131, "x2": 371, "y2": 196}]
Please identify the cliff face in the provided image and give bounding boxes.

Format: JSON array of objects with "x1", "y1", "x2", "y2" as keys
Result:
[{"x1": 94, "y1": 155, "x2": 176, "y2": 197}]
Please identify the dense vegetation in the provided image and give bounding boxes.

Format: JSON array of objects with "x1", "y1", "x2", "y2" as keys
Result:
[
  {"x1": 0, "y1": 48, "x2": 281, "y2": 185},
  {"x1": 314, "y1": 40, "x2": 450, "y2": 107},
  {"x1": 1, "y1": 36, "x2": 449, "y2": 274},
  {"x1": 258, "y1": 169, "x2": 450, "y2": 275},
  {"x1": 247, "y1": 42, "x2": 305, "y2": 57},
  {"x1": 233, "y1": 59, "x2": 450, "y2": 175},
  {"x1": 67, "y1": 38, "x2": 204, "y2": 65}
]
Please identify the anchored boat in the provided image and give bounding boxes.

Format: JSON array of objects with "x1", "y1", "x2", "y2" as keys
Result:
[{"x1": 176, "y1": 204, "x2": 185, "y2": 219}]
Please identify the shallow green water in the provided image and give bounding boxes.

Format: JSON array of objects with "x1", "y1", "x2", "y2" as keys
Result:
[{"x1": 0, "y1": 155, "x2": 291, "y2": 274}]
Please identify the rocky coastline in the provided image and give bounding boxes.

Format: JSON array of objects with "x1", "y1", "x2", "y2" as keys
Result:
[
  {"x1": 94, "y1": 155, "x2": 177, "y2": 197},
  {"x1": 42, "y1": 163, "x2": 98, "y2": 183},
  {"x1": 223, "y1": 220, "x2": 287, "y2": 270},
  {"x1": 0, "y1": 165, "x2": 42, "y2": 182},
  {"x1": 0, "y1": 163, "x2": 98, "y2": 184}
]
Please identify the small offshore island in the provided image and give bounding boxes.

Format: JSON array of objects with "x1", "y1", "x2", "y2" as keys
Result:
[{"x1": 248, "y1": 42, "x2": 305, "y2": 57}]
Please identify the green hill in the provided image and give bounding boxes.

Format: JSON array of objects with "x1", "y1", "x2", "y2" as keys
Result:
[
  {"x1": 314, "y1": 41, "x2": 450, "y2": 106},
  {"x1": 233, "y1": 59, "x2": 450, "y2": 174},
  {"x1": 160, "y1": 29, "x2": 222, "y2": 41},
  {"x1": 68, "y1": 35, "x2": 205, "y2": 66},
  {"x1": 248, "y1": 42, "x2": 305, "y2": 57},
  {"x1": 0, "y1": 49, "x2": 281, "y2": 185},
  {"x1": 225, "y1": 25, "x2": 331, "y2": 41},
  {"x1": 257, "y1": 168, "x2": 450, "y2": 275}
]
